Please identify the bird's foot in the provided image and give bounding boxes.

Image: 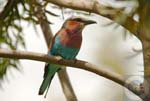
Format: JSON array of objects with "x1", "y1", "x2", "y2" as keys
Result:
[
  {"x1": 56, "y1": 56, "x2": 63, "y2": 64},
  {"x1": 72, "y1": 58, "x2": 78, "y2": 64}
]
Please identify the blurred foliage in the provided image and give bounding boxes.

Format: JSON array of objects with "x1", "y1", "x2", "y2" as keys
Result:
[
  {"x1": 0, "y1": 0, "x2": 59, "y2": 79},
  {"x1": 0, "y1": 0, "x2": 24, "y2": 79},
  {"x1": 0, "y1": 0, "x2": 95, "y2": 80}
]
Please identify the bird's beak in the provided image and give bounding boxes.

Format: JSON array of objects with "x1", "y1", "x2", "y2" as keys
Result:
[{"x1": 84, "y1": 20, "x2": 97, "y2": 25}]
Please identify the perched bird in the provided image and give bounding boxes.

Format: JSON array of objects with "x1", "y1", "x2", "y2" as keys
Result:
[{"x1": 38, "y1": 17, "x2": 96, "y2": 97}]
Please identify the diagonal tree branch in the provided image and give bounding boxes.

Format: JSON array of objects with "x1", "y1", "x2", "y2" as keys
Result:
[
  {"x1": 46, "y1": 0, "x2": 139, "y2": 37},
  {"x1": 137, "y1": 1, "x2": 150, "y2": 100},
  {"x1": 0, "y1": 49, "x2": 143, "y2": 100},
  {"x1": 0, "y1": 0, "x2": 15, "y2": 20}
]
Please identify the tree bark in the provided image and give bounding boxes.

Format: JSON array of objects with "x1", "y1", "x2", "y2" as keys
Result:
[
  {"x1": 0, "y1": 48, "x2": 143, "y2": 100},
  {"x1": 138, "y1": 1, "x2": 150, "y2": 100}
]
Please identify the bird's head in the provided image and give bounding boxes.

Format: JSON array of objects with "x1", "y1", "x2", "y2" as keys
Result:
[{"x1": 62, "y1": 17, "x2": 96, "y2": 31}]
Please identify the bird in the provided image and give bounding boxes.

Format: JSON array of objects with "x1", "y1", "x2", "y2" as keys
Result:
[{"x1": 38, "y1": 16, "x2": 96, "y2": 97}]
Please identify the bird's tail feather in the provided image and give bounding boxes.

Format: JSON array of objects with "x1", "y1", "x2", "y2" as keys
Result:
[
  {"x1": 44, "y1": 81, "x2": 51, "y2": 98},
  {"x1": 38, "y1": 64, "x2": 60, "y2": 97},
  {"x1": 38, "y1": 73, "x2": 54, "y2": 96}
]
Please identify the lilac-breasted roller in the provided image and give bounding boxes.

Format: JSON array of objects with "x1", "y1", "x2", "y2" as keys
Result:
[{"x1": 38, "y1": 17, "x2": 96, "y2": 97}]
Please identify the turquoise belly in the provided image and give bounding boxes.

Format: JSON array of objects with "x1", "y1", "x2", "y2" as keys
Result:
[{"x1": 50, "y1": 36, "x2": 79, "y2": 59}]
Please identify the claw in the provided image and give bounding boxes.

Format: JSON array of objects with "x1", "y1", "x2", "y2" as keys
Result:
[
  {"x1": 55, "y1": 56, "x2": 63, "y2": 63},
  {"x1": 73, "y1": 58, "x2": 78, "y2": 64}
]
